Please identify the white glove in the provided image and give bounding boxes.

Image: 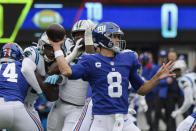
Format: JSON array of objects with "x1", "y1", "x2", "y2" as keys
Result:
[
  {"x1": 171, "y1": 110, "x2": 181, "y2": 118},
  {"x1": 128, "y1": 108, "x2": 136, "y2": 114},
  {"x1": 84, "y1": 28, "x2": 93, "y2": 46},
  {"x1": 65, "y1": 38, "x2": 83, "y2": 63},
  {"x1": 139, "y1": 100, "x2": 148, "y2": 112}
]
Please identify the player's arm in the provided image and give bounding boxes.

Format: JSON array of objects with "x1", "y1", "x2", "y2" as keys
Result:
[
  {"x1": 84, "y1": 28, "x2": 95, "y2": 54},
  {"x1": 49, "y1": 38, "x2": 84, "y2": 76},
  {"x1": 21, "y1": 53, "x2": 43, "y2": 95},
  {"x1": 171, "y1": 80, "x2": 194, "y2": 118},
  {"x1": 35, "y1": 72, "x2": 59, "y2": 101},
  {"x1": 176, "y1": 86, "x2": 193, "y2": 113},
  {"x1": 136, "y1": 61, "x2": 175, "y2": 95}
]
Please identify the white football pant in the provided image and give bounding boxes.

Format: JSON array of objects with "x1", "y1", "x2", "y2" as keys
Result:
[
  {"x1": 73, "y1": 98, "x2": 93, "y2": 131},
  {"x1": 90, "y1": 114, "x2": 141, "y2": 131},
  {"x1": 177, "y1": 115, "x2": 196, "y2": 131},
  {"x1": 0, "y1": 98, "x2": 43, "y2": 131},
  {"x1": 47, "y1": 98, "x2": 83, "y2": 131}
]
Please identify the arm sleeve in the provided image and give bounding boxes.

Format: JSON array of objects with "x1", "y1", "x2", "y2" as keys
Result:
[
  {"x1": 69, "y1": 54, "x2": 90, "y2": 80},
  {"x1": 21, "y1": 58, "x2": 42, "y2": 94},
  {"x1": 129, "y1": 53, "x2": 144, "y2": 91}
]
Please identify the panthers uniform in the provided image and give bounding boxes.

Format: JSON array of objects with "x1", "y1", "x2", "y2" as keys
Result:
[
  {"x1": 0, "y1": 61, "x2": 43, "y2": 131},
  {"x1": 174, "y1": 72, "x2": 196, "y2": 131},
  {"x1": 22, "y1": 46, "x2": 46, "y2": 130},
  {"x1": 47, "y1": 39, "x2": 89, "y2": 131}
]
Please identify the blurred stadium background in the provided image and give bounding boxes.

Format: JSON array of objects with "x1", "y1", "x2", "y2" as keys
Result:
[{"x1": 0, "y1": 0, "x2": 196, "y2": 70}]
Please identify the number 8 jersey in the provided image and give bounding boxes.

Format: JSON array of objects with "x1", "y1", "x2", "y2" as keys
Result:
[
  {"x1": 0, "y1": 61, "x2": 29, "y2": 103},
  {"x1": 71, "y1": 51, "x2": 144, "y2": 115}
]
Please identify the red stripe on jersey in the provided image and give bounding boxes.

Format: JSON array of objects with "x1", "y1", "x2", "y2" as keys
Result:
[{"x1": 5, "y1": 43, "x2": 11, "y2": 58}]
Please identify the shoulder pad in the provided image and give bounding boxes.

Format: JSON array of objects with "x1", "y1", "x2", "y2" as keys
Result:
[
  {"x1": 178, "y1": 76, "x2": 192, "y2": 89},
  {"x1": 121, "y1": 49, "x2": 138, "y2": 58},
  {"x1": 23, "y1": 46, "x2": 40, "y2": 65}
]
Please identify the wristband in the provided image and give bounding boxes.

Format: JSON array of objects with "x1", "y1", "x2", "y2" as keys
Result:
[{"x1": 54, "y1": 50, "x2": 64, "y2": 58}]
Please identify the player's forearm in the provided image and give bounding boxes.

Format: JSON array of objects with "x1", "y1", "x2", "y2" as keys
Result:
[
  {"x1": 85, "y1": 45, "x2": 95, "y2": 54},
  {"x1": 55, "y1": 55, "x2": 72, "y2": 76},
  {"x1": 178, "y1": 88, "x2": 194, "y2": 114},
  {"x1": 51, "y1": 40, "x2": 72, "y2": 76},
  {"x1": 137, "y1": 75, "x2": 160, "y2": 95},
  {"x1": 35, "y1": 72, "x2": 59, "y2": 101}
]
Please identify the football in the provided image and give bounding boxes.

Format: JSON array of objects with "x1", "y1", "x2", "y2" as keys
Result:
[{"x1": 46, "y1": 23, "x2": 66, "y2": 42}]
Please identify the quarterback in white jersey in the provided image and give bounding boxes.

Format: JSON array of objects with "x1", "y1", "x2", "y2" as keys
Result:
[
  {"x1": 170, "y1": 60, "x2": 196, "y2": 131},
  {"x1": 46, "y1": 20, "x2": 96, "y2": 131}
]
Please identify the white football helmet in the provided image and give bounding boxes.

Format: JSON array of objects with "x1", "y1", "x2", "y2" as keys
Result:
[
  {"x1": 71, "y1": 20, "x2": 95, "y2": 40},
  {"x1": 37, "y1": 32, "x2": 54, "y2": 63},
  {"x1": 173, "y1": 60, "x2": 187, "y2": 74}
]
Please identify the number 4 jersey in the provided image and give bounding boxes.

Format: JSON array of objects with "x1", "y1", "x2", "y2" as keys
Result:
[
  {"x1": 71, "y1": 51, "x2": 144, "y2": 115},
  {"x1": 0, "y1": 61, "x2": 29, "y2": 103}
]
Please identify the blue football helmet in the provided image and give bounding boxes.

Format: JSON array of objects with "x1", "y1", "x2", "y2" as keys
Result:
[
  {"x1": 0, "y1": 43, "x2": 24, "y2": 62},
  {"x1": 92, "y1": 22, "x2": 126, "y2": 52}
]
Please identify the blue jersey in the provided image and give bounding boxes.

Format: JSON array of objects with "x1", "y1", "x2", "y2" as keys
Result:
[
  {"x1": 86, "y1": 84, "x2": 92, "y2": 98},
  {"x1": 0, "y1": 61, "x2": 29, "y2": 103},
  {"x1": 71, "y1": 51, "x2": 144, "y2": 115},
  {"x1": 191, "y1": 112, "x2": 196, "y2": 119}
]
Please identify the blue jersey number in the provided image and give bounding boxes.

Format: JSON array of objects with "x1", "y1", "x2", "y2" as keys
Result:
[
  {"x1": 107, "y1": 72, "x2": 122, "y2": 98},
  {"x1": 1, "y1": 63, "x2": 18, "y2": 82}
]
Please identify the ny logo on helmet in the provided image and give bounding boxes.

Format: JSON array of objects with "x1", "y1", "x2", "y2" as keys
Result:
[{"x1": 97, "y1": 25, "x2": 106, "y2": 33}]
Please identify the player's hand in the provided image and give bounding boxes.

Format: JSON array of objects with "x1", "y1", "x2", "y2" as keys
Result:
[
  {"x1": 128, "y1": 108, "x2": 136, "y2": 114},
  {"x1": 140, "y1": 102, "x2": 148, "y2": 112},
  {"x1": 72, "y1": 38, "x2": 83, "y2": 56},
  {"x1": 74, "y1": 38, "x2": 84, "y2": 51},
  {"x1": 171, "y1": 110, "x2": 180, "y2": 118},
  {"x1": 49, "y1": 38, "x2": 65, "y2": 51},
  {"x1": 38, "y1": 93, "x2": 47, "y2": 105},
  {"x1": 155, "y1": 61, "x2": 176, "y2": 80},
  {"x1": 44, "y1": 74, "x2": 60, "y2": 85}
]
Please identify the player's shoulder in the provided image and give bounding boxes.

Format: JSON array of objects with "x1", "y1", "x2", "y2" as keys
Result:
[
  {"x1": 23, "y1": 46, "x2": 40, "y2": 65},
  {"x1": 178, "y1": 75, "x2": 193, "y2": 88},
  {"x1": 80, "y1": 53, "x2": 96, "y2": 59},
  {"x1": 120, "y1": 49, "x2": 138, "y2": 58},
  {"x1": 24, "y1": 46, "x2": 39, "y2": 56}
]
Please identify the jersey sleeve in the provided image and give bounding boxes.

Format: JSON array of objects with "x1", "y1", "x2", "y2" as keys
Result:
[
  {"x1": 70, "y1": 54, "x2": 90, "y2": 80},
  {"x1": 129, "y1": 52, "x2": 144, "y2": 91},
  {"x1": 178, "y1": 77, "x2": 192, "y2": 90},
  {"x1": 22, "y1": 46, "x2": 42, "y2": 94}
]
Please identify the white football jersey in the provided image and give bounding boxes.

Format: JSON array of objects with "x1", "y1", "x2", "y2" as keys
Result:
[
  {"x1": 60, "y1": 38, "x2": 89, "y2": 105},
  {"x1": 178, "y1": 72, "x2": 196, "y2": 103},
  {"x1": 59, "y1": 79, "x2": 89, "y2": 105},
  {"x1": 23, "y1": 46, "x2": 46, "y2": 108}
]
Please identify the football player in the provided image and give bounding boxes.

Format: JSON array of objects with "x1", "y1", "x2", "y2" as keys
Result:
[
  {"x1": 170, "y1": 60, "x2": 196, "y2": 131},
  {"x1": 46, "y1": 22, "x2": 175, "y2": 131},
  {"x1": 46, "y1": 20, "x2": 96, "y2": 131},
  {"x1": 21, "y1": 30, "x2": 72, "y2": 131},
  {"x1": 0, "y1": 43, "x2": 43, "y2": 131}
]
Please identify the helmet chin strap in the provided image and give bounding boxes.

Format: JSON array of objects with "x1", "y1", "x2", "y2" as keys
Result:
[{"x1": 43, "y1": 54, "x2": 54, "y2": 63}]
